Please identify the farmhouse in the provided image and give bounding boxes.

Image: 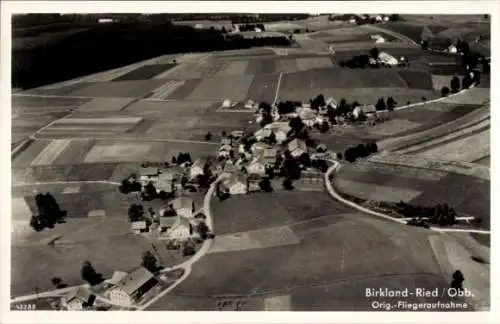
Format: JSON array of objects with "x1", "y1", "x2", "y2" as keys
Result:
[
  {"x1": 109, "y1": 270, "x2": 128, "y2": 286},
  {"x1": 61, "y1": 287, "x2": 95, "y2": 311},
  {"x1": 138, "y1": 167, "x2": 159, "y2": 185},
  {"x1": 254, "y1": 128, "x2": 273, "y2": 141},
  {"x1": 288, "y1": 139, "x2": 308, "y2": 158},
  {"x1": 131, "y1": 221, "x2": 147, "y2": 234},
  {"x1": 189, "y1": 158, "x2": 208, "y2": 180},
  {"x1": 157, "y1": 171, "x2": 177, "y2": 194},
  {"x1": 262, "y1": 148, "x2": 278, "y2": 167},
  {"x1": 172, "y1": 196, "x2": 195, "y2": 218},
  {"x1": 264, "y1": 122, "x2": 291, "y2": 143},
  {"x1": 247, "y1": 156, "x2": 267, "y2": 177},
  {"x1": 222, "y1": 172, "x2": 248, "y2": 195},
  {"x1": 251, "y1": 142, "x2": 269, "y2": 156},
  {"x1": 108, "y1": 267, "x2": 159, "y2": 306}
]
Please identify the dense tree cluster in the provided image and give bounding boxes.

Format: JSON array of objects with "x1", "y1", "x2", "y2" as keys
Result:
[
  {"x1": 81, "y1": 261, "x2": 104, "y2": 286},
  {"x1": 141, "y1": 251, "x2": 161, "y2": 274},
  {"x1": 30, "y1": 192, "x2": 67, "y2": 231},
  {"x1": 118, "y1": 176, "x2": 142, "y2": 194},
  {"x1": 13, "y1": 22, "x2": 291, "y2": 89},
  {"x1": 175, "y1": 152, "x2": 193, "y2": 165},
  {"x1": 128, "y1": 203, "x2": 145, "y2": 222},
  {"x1": 237, "y1": 23, "x2": 265, "y2": 32},
  {"x1": 344, "y1": 141, "x2": 378, "y2": 163},
  {"x1": 396, "y1": 201, "x2": 457, "y2": 226}
]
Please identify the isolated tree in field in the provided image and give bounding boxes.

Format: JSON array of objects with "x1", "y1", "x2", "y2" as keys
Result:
[
  {"x1": 204, "y1": 132, "x2": 212, "y2": 141},
  {"x1": 81, "y1": 261, "x2": 104, "y2": 286},
  {"x1": 51, "y1": 277, "x2": 62, "y2": 287},
  {"x1": 386, "y1": 97, "x2": 396, "y2": 111},
  {"x1": 451, "y1": 270, "x2": 465, "y2": 291},
  {"x1": 450, "y1": 76, "x2": 460, "y2": 93},
  {"x1": 141, "y1": 251, "x2": 160, "y2": 274},
  {"x1": 369, "y1": 47, "x2": 379, "y2": 60},
  {"x1": 441, "y1": 86, "x2": 451, "y2": 97}
]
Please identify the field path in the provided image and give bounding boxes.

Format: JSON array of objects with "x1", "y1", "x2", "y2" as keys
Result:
[{"x1": 324, "y1": 160, "x2": 490, "y2": 235}]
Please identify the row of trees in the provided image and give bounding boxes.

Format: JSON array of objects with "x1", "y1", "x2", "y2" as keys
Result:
[
  {"x1": 344, "y1": 142, "x2": 379, "y2": 163},
  {"x1": 30, "y1": 193, "x2": 67, "y2": 232},
  {"x1": 395, "y1": 201, "x2": 457, "y2": 226},
  {"x1": 14, "y1": 22, "x2": 291, "y2": 89},
  {"x1": 440, "y1": 71, "x2": 481, "y2": 97},
  {"x1": 237, "y1": 23, "x2": 265, "y2": 32}
]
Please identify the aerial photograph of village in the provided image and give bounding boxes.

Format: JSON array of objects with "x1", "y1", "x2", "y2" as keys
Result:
[{"x1": 7, "y1": 9, "x2": 491, "y2": 312}]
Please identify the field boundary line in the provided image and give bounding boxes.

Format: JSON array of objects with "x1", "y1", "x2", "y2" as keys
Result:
[
  {"x1": 324, "y1": 160, "x2": 490, "y2": 235},
  {"x1": 273, "y1": 72, "x2": 283, "y2": 104},
  {"x1": 12, "y1": 180, "x2": 121, "y2": 187}
]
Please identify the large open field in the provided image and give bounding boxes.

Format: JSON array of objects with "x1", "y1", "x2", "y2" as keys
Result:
[{"x1": 335, "y1": 160, "x2": 490, "y2": 232}]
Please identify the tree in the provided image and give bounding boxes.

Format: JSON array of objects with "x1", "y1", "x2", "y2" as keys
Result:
[
  {"x1": 421, "y1": 40, "x2": 429, "y2": 50},
  {"x1": 171, "y1": 156, "x2": 177, "y2": 164},
  {"x1": 462, "y1": 74, "x2": 473, "y2": 89},
  {"x1": 344, "y1": 147, "x2": 357, "y2": 163},
  {"x1": 195, "y1": 222, "x2": 210, "y2": 240},
  {"x1": 375, "y1": 98, "x2": 386, "y2": 111},
  {"x1": 141, "y1": 251, "x2": 160, "y2": 274},
  {"x1": 336, "y1": 152, "x2": 343, "y2": 160},
  {"x1": 450, "y1": 76, "x2": 460, "y2": 93},
  {"x1": 472, "y1": 70, "x2": 481, "y2": 85},
  {"x1": 319, "y1": 121, "x2": 330, "y2": 133},
  {"x1": 30, "y1": 214, "x2": 43, "y2": 231},
  {"x1": 259, "y1": 178, "x2": 274, "y2": 192},
  {"x1": 128, "y1": 204, "x2": 144, "y2": 222},
  {"x1": 451, "y1": 270, "x2": 465, "y2": 291},
  {"x1": 119, "y1": 179, "x2": 130, "y2": 194},
  {"x1": 386, "y1": 97, "x2": 396, "y2": 111},
  {"x1": 259, "y1": 102, "x2": 272, "y2": 114},
  {"x1": 182, "y1": 240, "x2": 196, "y2": 256},
  {"x1": 289, "y1": 117, "x2": 305, "y2": 136},
  {"x1": 144, "y1": 182, "x2": 158, "y2": 199},
  {"x1": 298, "y1": 153, "x2": 311, "y2": 168},
  {"x1": 204, "y1": 132, "x2": 212, "y2": 141},
  {"x1": 369, "y1": 47, "x2": 379, "y2": 60},
  {"x1": 283, "y1": 178, "x2": 294, "y2": 190},
  {"x1": 366, "y1": 141, "x2": 378, "y2": 154},
  {"x1": 81, "y1": 261, "x2": 104, "y2": 286},
  {"x1": 441, "y1": 86, "x2": 450, "y2": 97}
]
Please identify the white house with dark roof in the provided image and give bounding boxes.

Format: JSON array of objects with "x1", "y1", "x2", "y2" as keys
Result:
[
  {"x1": 288, "y1": 139, "x2": 308, "y2": 158},
  {"x1": 62, "y1": 287, "x2": 95, "y2": 311},
  {"x1": 222, "y1": 172, "x2": 248, "y2": 195},
  {"x1": 254, "y1": 128, "x2": 273, "y2": 141},
  {"x1": 108, "y1": 267, "x2": 159, "y2": 306}
]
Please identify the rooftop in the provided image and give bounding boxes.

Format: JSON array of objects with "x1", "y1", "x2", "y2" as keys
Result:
[{"x1": 115, "y1": 267, "x2": 155, "y2": 296}]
